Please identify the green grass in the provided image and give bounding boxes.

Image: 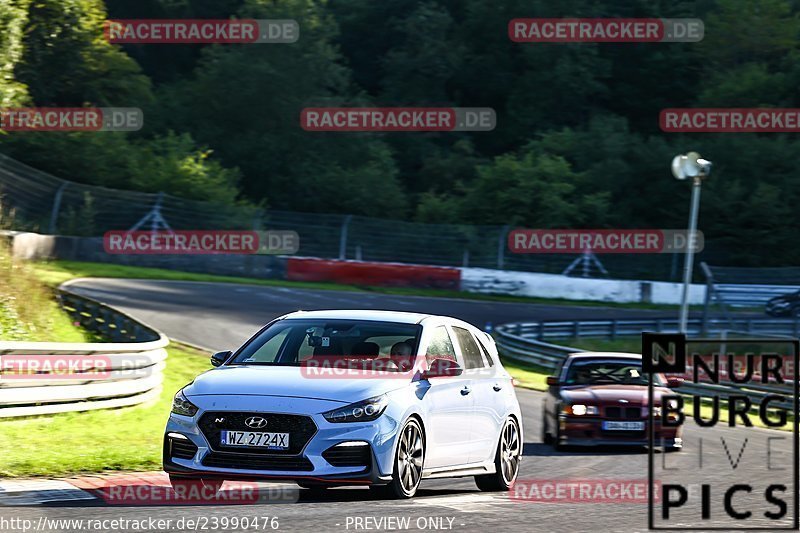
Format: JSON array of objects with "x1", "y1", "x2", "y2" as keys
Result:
[
  {"x1": 31, "y1": 258, "x2": 698, "y2": 310},
  {"x1": 0, "y1": 344, "x2": 211, "y2": 478},
  {"x1": 0, "y1": 246, "x2": 91, "y2": 342},
  {"x1": 504, "y1": 359, "x2": 551, "y2": 391}
]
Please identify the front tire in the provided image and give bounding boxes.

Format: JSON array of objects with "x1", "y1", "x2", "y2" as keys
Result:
[
  {"x1": 373, "y1": 418, "x2": 425, "y2": 499},
  {"x1": 475, "y1": 417, "x2": 522, "y2": 491}
]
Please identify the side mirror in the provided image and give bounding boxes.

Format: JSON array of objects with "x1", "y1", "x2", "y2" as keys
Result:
[
  {"x1": 210, "y1": 350, "x2": 232, "y2": 367},
  {"x1": 546, "y1": 376, "x2": 560, "y2": 387},
  {"x1": 666, "y1": 377, "x2": 684, "y2": 389},
  {"x1": 422, "y1": 358, "x2": 463, "y2": 379}
]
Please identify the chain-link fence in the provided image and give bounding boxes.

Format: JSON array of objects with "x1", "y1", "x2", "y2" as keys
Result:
[{"x1": 0, "y1": 152, "x2": 722, "y2": 281}]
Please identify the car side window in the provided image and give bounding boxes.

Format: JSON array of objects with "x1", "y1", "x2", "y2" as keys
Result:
[
  {"x1": 452, "y1": 326, "x2": 485, "y2": 370},
  {"x1": 425, "y1": 326, "x2": 456, "y2": 363},
  {"x1": 476, "y1": 335, "x2": 495, "y2": 367}
]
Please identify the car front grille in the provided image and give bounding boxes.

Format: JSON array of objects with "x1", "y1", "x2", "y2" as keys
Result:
[
  {"x1": 605, "y1": 406, "x2": 641, "y2": 420},
  {"x1": 322, "y1": 443, "x2": 371, "y2": 468},
  {"x1": 198, "y1": 412, "x2": 317, "y2": 455},
  {"x1": 202, "y1": 451, "x2": 314, "y2": 471}
]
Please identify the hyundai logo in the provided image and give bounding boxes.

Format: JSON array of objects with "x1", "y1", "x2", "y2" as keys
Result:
[{"x1": 245, "y1": 416, "x2": 268, "y2": 429}]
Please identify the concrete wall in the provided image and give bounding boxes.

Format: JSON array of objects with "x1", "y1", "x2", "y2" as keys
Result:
[
  {"x1": 459, "y1": 267, "x2": 706, "y2": 305},
  {"x1": 7, "y1": 231, "x2": 707, "y2": 304}
]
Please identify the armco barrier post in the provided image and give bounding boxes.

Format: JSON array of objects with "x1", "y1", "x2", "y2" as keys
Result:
[
  {"x1": 339, "y1": 215, "x2": 352, "y2": 260},
  {"x1": 497, "y1": 225, "x2": 509, "y2": 270}
]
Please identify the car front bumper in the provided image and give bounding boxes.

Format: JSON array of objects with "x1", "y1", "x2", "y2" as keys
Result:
[
  {"x1": 558, "y1": 416, "x2": 682, "y2": 448},
  {"x1": 162, "y1": 396, "x2": 403, "y2": 485}
]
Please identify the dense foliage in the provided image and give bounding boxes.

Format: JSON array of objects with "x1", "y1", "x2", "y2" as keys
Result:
[{"x1": 0, "y1": 0, "x2": 799, "y2": 265}]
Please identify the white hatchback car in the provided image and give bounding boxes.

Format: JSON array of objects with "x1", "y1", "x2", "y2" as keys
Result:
[{"x1": 164, "y1": 310, "x2": 523, "y2": 498}]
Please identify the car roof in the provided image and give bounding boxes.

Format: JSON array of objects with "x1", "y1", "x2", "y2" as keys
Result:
[
  {"x1": 567, "y1": 352, "x2": 642, "y2": 361},
  {"x1": 281, "y1": 309, "x2": 432, "y2": 324}
]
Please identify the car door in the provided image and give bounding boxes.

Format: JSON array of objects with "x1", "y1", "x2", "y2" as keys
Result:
[
  {"x1": 451, "y1": 325, "x2": 504, "y2": 464},
  {"x1": 419, "y1": 324, "x2": 475, "y2": 469}
]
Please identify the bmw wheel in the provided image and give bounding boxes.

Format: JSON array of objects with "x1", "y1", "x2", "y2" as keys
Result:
[
  {"x1": 371, "y1": 418, "x2": 425, "y2": 499},
  {"x1": 475, "y1": 417, "x2": 521, "y2": 491}
]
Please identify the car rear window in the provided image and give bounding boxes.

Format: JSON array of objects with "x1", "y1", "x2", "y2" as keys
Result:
[{"x1": 452, "y1": 326, "x2": 485, "y2": 370}]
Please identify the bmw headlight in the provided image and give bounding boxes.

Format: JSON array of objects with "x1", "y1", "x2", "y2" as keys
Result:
[
  {"x1": 563, "y1": 404, "x2": 599, "y2": 416},
  {"x1": 323, "y1": 395, "x2": 389, "y2": 423},
  {"x1": 651, "y1": 399, "x2": 679, "y2": 418},
  {"x1": 172, "y1": 389, "x2": 199, "y2": 417}
]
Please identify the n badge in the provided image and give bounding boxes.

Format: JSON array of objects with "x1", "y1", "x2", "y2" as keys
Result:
[{"x1": 642, "y1": 332, "x2": 686, "y2": 373}]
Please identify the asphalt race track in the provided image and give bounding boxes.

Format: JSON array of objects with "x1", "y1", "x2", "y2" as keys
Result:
[
  {"x1": 62, "y1": 278, "x2": 706, "y2": 351},
  {"x1": 8, "y1": 279, "x2": 794, "y2": 532}
]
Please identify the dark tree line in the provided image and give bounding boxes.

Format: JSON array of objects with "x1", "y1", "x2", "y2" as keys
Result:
[{"x1": 0, "y1": 0, "x2": 799, "y2": 266}]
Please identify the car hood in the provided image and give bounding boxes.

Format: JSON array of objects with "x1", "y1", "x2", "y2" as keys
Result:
[
  {"x1": 183, "y1": 365, "x2": 409, "y2": 403},
  {"x1": 560, "y1": 384, "x2": 672, "y2": 406}
]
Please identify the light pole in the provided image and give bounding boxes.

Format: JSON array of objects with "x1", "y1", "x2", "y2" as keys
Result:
[{"x1": 671, "y1": 152, "x2": 712, "y2": 333}]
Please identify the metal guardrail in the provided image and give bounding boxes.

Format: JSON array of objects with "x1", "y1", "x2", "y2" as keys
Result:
[
  {"x1": 498, "y1": 317, "x2": 800, "y2": 342},
  {"x1": 0, "y1": 288, "x2": 169, "y2": 418},
  {"x1": 494, "y1": 321, "x2": 796, "y2": 411}
]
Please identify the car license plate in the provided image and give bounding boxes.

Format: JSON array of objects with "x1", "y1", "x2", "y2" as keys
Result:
[
  {"x1": 220, "y1": 430, "x2": 289, "y2": 449},
  {"x1": 602, "y1": 421, "x2": 645, "y2": 431}
]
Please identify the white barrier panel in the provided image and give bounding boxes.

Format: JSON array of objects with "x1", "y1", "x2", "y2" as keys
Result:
[
  {"x1": 460, "y1": 267, "x2": 706, "y2": 305},
  {"x1": 0, "y1": 288, "x2": 170, "y2": 418}
]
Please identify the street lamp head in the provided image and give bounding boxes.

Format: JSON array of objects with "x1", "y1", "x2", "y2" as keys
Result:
[{"x1": 671, "y1": 152, "x2": 712, "y2": 180}]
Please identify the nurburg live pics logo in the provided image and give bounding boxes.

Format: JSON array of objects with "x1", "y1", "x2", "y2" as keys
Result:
[{"x1": 643, "y1": 332, "x2": 800, "y2": 530}]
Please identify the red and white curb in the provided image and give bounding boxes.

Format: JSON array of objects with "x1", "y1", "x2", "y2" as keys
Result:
[{"x1": 0, "y1": 479, "x2": 95, "y2": 506}]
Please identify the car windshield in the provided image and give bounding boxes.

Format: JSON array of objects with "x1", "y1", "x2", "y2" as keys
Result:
[
  {"x1": 229, "y1": 319, "x2": 422, "y2": 371},
  {"x1": 564, "y1": 359, "x2": 663, "y2": 386}
]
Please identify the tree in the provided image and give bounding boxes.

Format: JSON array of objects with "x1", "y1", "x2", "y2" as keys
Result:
[{"x1": 0, "y1": 0, "x2": 31, "y2": 107}]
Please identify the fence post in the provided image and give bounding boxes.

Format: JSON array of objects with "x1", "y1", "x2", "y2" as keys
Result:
[
  {"x1": 48, "y1": 182, "x2": 69, "y2": 234},
  {"x1": 573, "y1": 321, "x2": 580, "y2": 338},
  {"x1": 497, "y1": 225, "x2": 509, "y2": 270},
  {"x1": 462, "y1": 249, "x2": 469, "y2": 267},
  {"x1": 610, "y1": 320, "x2": 617, "y2": 340},
  {"x1": 338, "y1": 215, "x2": 352, "y2": 260},
  {"x1": 700, "y1": 262, "x2": 713, "y2": 334}
]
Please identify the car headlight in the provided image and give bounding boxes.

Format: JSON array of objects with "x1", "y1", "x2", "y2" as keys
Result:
[
  {"x1": 323, "y1": 395, "x2": 389, "y2": 423},
  {"x1": 172, "y1": 389, "x2": 199, "y2": 417},
  {"x1": 650, "y1": 399, "x2": 679, "y2": 418},
  {"x1": 563, "y1": 404, "x2": 599, "y2": 416}
]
